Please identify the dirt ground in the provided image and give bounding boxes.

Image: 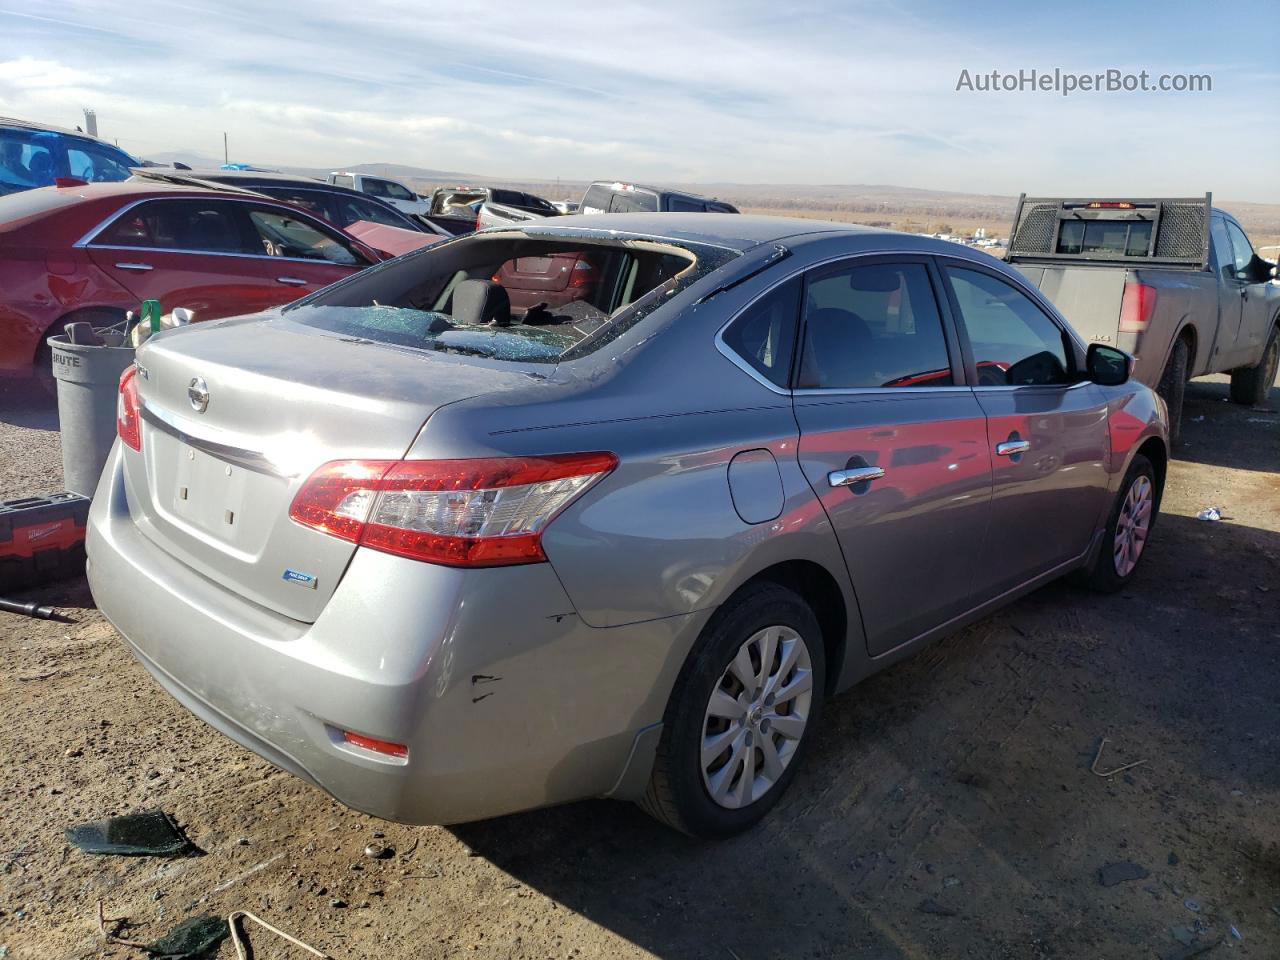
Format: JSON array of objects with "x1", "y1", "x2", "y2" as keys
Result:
[{"x1": 1, "y1": 374, "x2": 1277, "y2": 960}]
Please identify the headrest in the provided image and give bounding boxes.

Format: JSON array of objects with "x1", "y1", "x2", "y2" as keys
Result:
[{"x1": 453, "y1": 279, "x2": 511, "y2": 326}]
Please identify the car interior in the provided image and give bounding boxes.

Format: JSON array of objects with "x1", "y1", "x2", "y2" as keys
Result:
[{"x1": 287, "y1": 236, "x2": 708, "y2": 361}]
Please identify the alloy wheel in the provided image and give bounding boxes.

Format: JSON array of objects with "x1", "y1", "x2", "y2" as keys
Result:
[
  {"x1": 701, "y1": 625, "x2": 814, "y2": 809},
  {"x1": 1113, "y1": 474, "x2": 1153, "y2": 577}
]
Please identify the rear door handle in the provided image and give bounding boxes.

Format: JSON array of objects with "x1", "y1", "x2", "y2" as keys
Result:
[
  {"x1": 114, "y1": 262, "x2": 153, "y2": 271},
  {"x1": 996, "y1": 440, "x2": 1031, "y2": 457},
  {"x1": 276, "y1": 277, "x2": 309, "y2": 286},
  {"x1": 828, "y1": 466, "x2": 886, "y2": 487}
]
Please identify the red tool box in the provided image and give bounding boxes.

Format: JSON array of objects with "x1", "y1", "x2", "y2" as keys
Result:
[{"x1": 0, "y1": 492, "x2": 91, "y2": 588}]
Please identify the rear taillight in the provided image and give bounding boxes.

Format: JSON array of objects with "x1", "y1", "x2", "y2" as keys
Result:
[
  {"x1": 567, "y1": 260, "x2": 595, "y2": 288},
  {"x1": 1118, "y1": 282, "x2": 1158, "y2": 333},
  {"x1": 117, "y1": 365, "x2": 141, "y2": 451},
  {"x1": 288, "y1": 453, "x2": 617, "y2": 567}
]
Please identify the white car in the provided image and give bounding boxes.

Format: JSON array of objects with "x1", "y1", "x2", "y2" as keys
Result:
[{"x1": 328, "y1": 171, "x2": 430, "y2": 217}]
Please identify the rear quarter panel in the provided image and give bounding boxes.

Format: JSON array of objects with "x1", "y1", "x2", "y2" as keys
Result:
[
  {"x1": 1128, "y1": 268, "x2": 1221, "y2": 382},
  {"x1": 0, "y1": 228, "x2": 133, "y2": 372},
  {"x1": 406, "y1": 255, "x2": 861, "y2": 638}
]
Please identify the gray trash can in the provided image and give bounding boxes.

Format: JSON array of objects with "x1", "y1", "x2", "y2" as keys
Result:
[{"x1": 48, "y1": 334, "x2": 135, "y2": 498}]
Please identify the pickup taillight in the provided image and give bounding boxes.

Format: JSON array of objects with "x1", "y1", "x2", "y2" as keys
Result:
[{"x1": 1119, "y1": 282, "x2": 1158, "y2": 333}]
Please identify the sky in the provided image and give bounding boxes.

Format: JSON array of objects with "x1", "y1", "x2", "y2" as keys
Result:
[{"x1": 1, "y1": 0, "x2": 1277, "y2": 201}]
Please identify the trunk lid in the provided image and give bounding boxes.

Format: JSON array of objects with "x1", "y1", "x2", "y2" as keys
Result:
[{"x1": 127, "y1": 312, "x2": 537, "y2": 622}]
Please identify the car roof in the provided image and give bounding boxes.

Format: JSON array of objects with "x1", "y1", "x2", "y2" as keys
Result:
[
  {"x1": 0, "y1": 116, "x2": 136, "y2": 154},
  {"x1": 49, "y1": 181, "x2": 263, "y2": 200},
  {"x1": 140, "y1": 169, "x2": 355, "y2": 192},
  {"x1": 504, "y1": 212, "x2": 893, "y2": 251},
  {"x1": 498, "y1": 213, "x2": 1018, "y2": 271},
  {"x1": 172, "y1": 169, "x2": 329, "y2": 185}
]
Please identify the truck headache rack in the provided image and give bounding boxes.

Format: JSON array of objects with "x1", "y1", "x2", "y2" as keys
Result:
[{"x1": 1007, "y1": 194, "x2": 1211, "y2": 269}]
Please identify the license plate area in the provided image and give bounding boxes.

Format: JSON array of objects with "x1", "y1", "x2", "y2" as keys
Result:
[
  {"x1": 144, "y1": 428, "x2": 283, "y2": 558},
  {"x1": 169, "y1": 443, "x2": 251, "y2": 538}
]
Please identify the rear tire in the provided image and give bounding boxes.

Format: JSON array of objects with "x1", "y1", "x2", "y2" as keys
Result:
[
  {"x1": 1156, "y1": 338, "x2": 1189, "y2": 446},
  {"x1": 640, "y1": 582, "x2": 826, "y2": 838},
  {"x1": 1082, "y1": 454, "x2": 1158, "y2": 593},
  {"x1": 1229, "y1": 324, "x2": 1279, "y2": 407}
]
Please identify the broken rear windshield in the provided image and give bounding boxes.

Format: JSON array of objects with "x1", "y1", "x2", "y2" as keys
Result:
[{"x1": 284, "y1": 232, "x2": 738, "y2": 363}]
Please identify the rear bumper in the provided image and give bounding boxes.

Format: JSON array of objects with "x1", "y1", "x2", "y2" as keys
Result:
[{"x1": 87, "y1": 443, "x2": 701, "y2": 824}]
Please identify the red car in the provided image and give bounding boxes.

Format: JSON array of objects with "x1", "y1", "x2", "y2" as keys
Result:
[
  {"x1": 0, "y1": 182, "x2": 406, "y2": 380},
  {"x1": 494, "y1": 252, "x2": 599, "y2": 314}
]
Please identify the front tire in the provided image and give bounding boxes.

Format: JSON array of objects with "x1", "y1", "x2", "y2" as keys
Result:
[
  {"x1": 640, "y1": 582, "x2": 825, "y2": 838},
  {"x1": 1229, "y1": 324, "x2": 1279, "y2": 407},
  {"x1": 1083, "y1": 454, "x2": 1158, "y2": 593}
]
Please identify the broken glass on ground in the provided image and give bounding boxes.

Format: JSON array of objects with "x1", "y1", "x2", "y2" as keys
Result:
[
  {"x1": 143, "y1": 915, "x2": 228, "y2": 959},
  {"x1": 67, "y1": 810, "x2": 201, "y2": 857}
]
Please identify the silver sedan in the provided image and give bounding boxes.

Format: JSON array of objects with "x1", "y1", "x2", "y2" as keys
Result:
[{"x1": 87, "y1": 214, "x2": 1167, "y2": 837}]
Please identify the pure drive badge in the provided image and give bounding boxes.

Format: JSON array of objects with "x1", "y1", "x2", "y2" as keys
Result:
[{"x1": 282, "y1": 569, "x2": 318, "y2": 589}]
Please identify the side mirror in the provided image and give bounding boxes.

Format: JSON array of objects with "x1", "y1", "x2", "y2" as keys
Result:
[
  {"x1": 1087, "y1": 343, "x2": 1133, "y2": 386},
  {"x1": 170, "y1": 307, "x2": 195, "y2": 326},
  {"x1": 1244, "y1": 254, "x2": 1273, "y2": 283}
]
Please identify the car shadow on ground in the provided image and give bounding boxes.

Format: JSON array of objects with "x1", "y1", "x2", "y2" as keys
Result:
[
  {"x1": 0, "y1": 379, "x2": 59, "y2": 431},
  {"x1": 1176, "y1": 378, "x2": 1277, "y2": 472},
  {"x1": 452, "y1": 508, "x2": 1280, "y2": 959}
]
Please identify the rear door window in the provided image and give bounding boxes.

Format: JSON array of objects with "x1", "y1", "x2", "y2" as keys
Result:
[
  {"x1": 331, "y1": 174, "x2": 355, "y2": 188},
  {"x1": 1209, "y1": 217, "x2": 1234, "y2": 280},
  {"x1": 581, "y1": 184, "x2": 612, "y2": 213},
  {"x1": 364, "y1": 178, "x2": 414, "y2": 202},
  {"x1": 255, "y1": 187, "x2": 330, "y2": 219},
  {"x1": 1224, "y1": 221, "x2": 1255, "y2": 279},
  {"x1": 666, "y1": 196, "x2": 706, "y2": 212},
  {"x1": 798, "y1": 262, "x2": 954, "y2": 389},
  {"x1": 93, "y1": 199, "x2": 254, "y2": 253},
  {"x1": 944, "y1": 267, "x2": 1071, "y2": 386},
  {"x1": 609, "y1": 190, "x2": 658, "y2": 213},
  {"x1": 722, "y1": 279, "x2": 800, "y2": 388},
  {"x1": 331, "y1": 194, "x2": 413, "y2": 229}
]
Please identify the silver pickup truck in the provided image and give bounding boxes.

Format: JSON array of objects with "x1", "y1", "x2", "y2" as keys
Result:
[{"x1": 1006, "y1": 195, "x2": 1280, "y2": 440}]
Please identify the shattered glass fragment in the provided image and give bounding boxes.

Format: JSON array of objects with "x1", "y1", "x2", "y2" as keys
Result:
[
  {"x1": 67, "y1": 811, "x2": 201, "y2": 857},
  {"x1": 144, "y1": 915, "x2": 228, "y2": 959}
]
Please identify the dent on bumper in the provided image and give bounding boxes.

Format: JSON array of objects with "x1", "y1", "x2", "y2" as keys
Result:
[{"x1": 86, "y1": 446, "x2": 702, "y2": 824}]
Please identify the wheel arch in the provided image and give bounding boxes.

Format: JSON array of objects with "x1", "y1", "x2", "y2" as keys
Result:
[
  {"x1": 1170, "y1": 319, "x2": 1198, "y2": 375},
  {"x1": 1134, "y1": 435, "x2": 1168, "y2": 510},
  {"x1": 733, "y1": 558, "x2": 849, "y2": 697},
  {"x1": 33, "y1": 304, "x2": 130, "y2": 364}
]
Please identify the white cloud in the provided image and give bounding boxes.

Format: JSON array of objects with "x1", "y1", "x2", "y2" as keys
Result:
[{"x1": 0, "y1": 1, "x2": 1275, "y2": 200}]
